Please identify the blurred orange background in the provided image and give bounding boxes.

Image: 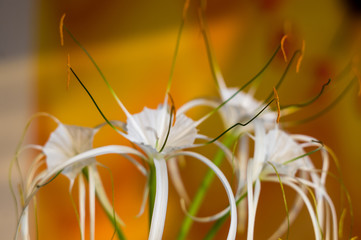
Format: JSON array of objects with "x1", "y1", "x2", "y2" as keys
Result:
[{"x1": 2, "y1": 0, "x2": 361, "y2": 239}]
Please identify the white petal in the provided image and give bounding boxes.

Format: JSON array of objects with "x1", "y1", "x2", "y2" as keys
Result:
[
  {"x1": 20, "y1": 206, "x2": 30, "y2": 240},
  {"x1": 177, "y1": 98, "x2": 219, "y2": 115},
  {"x1": 136, "y1": 180, "x2": 149, "y2": 218},
  {"x1": 171, "y1": 151, "x2": 237, "y2": 240},
  {"x1": 92, "y1": 166, "x2": 125, "y2": 225},
  {"x1": 88, "y1": 166, "x2": 96, "y2": 240},
  {"x1": 246, "y1": 159, "x2": 256, "y2": 240},
  {"x1": 168, "y1": 157, "x2": 190, "y2": 204},
  {"x1": 78, "y1": 174, "x2": 86, "y2": 240},
  {"x1": 267, "y1": 194, "x2": 304, "y2": 240},
  {"x1": 148, "y1": 158, "x2": 169, "y2": 240},
  {"x1": 126, "y1": 103, "x2": 197, "y2": 155},
  {"x1": 43, "y1": 123, "x2": 98, "y2": 182},
  {"x1": 267, "y1": 177, "x2": 322, "y2": 240}
]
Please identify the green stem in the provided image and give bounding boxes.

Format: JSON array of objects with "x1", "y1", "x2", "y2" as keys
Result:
[
  {"x1": 148, "y1": 160, "x2": 157, "y2": 229},
  {"x1": 177, "y1": 134, "x2": 236, "y2": 240}
]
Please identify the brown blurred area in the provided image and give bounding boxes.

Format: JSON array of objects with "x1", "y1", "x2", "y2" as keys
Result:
[{"x1": 3, "y1": 0, "x2": 361, "y2": 239}]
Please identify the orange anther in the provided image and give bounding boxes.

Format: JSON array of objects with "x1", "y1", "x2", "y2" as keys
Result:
[
  {"x1": 281, "y1": 35, "x2": 288, "y2": 63},
  {"x1": 59, "y1": 13, "x2": 66, "y2": 46},
  {"x1": 296, "y1": 40, "x2": 305, "y2": 73},
  {"x1": 273, "y1": 87, "x2": 281, "y2": 123}
]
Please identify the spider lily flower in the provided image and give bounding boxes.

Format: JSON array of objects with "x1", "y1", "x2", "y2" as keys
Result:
[
  {"x1": 13, "y1": 115, "x2": 147, "y2": 240},
  {"x1": 68, "y1": 49, "x2": 239, "y2": 239},
  {"x1": 245, "y1": 120, "x2": 337, "y2": 240},
  {"x1": 123, "y1": 95, "x2": 238, "y2": 240}
]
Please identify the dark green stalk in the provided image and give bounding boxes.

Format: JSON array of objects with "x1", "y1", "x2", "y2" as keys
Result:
[
  {"x1": 148, "y1": 160, "x2": 157, "y2": 229},
  {"x1": 177, "y1": 134, "x2": 236, "y2": 240}
]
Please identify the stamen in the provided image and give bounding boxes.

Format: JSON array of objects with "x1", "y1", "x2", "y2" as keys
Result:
[
  {"x1": 63, "y1": 26, "x2": 132, "y2": 119},
  {"x1": 273, "y1": 87, "x2": 281, "y2": 123},
  {"x1": 183, "y1": 0, "x2": 191, "y2": 19},
  {"x1": 36, "y1": 170, "x2": 62, "y2": 188},
  {"x1": 264, "y1": 49, "x2": 301, "y2": 103},
  {"x1": 159, "y1": 103, "x2": 175, "y2": 152},
  {"x1": 339, "y1": 208, "x2": 347, "y2": 239},
  {"x1": 281, "y1": 78, "x2": 331, "y2": 110},
  {"x1": 166, "y1": 0, "x2": 190, "y2": 93},
  {"x1": 69, "y1": 67, "x2": 123, "y2": 134},
  {"x1": 292, "y1": 77, "x2": 356, "y2": 125},
  {"x1": 296, "y1": 40, "x2": 305, "y2": 73},
  {"x1": 198, "y1": 7, "x2": 224, "y2": 89},
  {"x1": 168, "y1": 93, "x2": 177, "y2": 125},
  {"x1": 59, "y1": 13, "x2": 66, "y2": 46},
  {"x1": 207, "y1": 98, "x2": 275, "y2": 144},
  {"x1": 283, "y1": 140, "x2": 323, "y2": 165},
  {"x1": 196, "y1": 45, "x2": 282, "y2": 126},
  {"x1": 281, "y1": 35, "x2": 288, "y2": 62}
]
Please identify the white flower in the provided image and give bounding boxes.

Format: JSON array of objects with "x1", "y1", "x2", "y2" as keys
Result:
[
  {"x1": 13, "y1": 115, "x2": 147, "y2": 240},
  {"x1": 245, "y1": 120, "x2": 337, "y2": 240},
  {"x1": 43, "y1": 123, "x2": 98, "y2": 187},
  {"x1": 218, "y1": 86, "x2": 276, "y2": 130},
  {"x1": 122, "y1": 95, "x2": 238, "y2": 240},
  {"x1": 126, "y1": 98, "x2": 197, "y2": 157}
]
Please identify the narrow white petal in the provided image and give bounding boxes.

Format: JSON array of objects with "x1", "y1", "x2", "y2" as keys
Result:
[
  {"x1": 148, "y1": 158, "x2": 169, "y2": 240},
  {"x1": 78, "y1": 174, "x2": 86, "y2": 240},
  {"x1": 293, "y1": 177, "x2": 338, "y2": 240},
  {"x1": 247, "y1": 160, "x2": 256, "y2": 240},
  {"x1": 177, "y1": 98, "x2": 219, "y2": 115},
  {"x1": 38, "y1": 145, "x2": 146, "y2": 186},
  {"x1": 136, "y1": 180, "x2": 149, "y2": 218},
  {"x1": 92, "y1": 166, "x2": 125, "y2": 225},
  {"x1": 196, "y1": 134, "x2": 234, "y2": 167},
  {"x1": 171, "y1": 151, "x2": 237, "y2": 240},
  {"x1": 267, "y1": 194, "x2": 304, "y2": 240},
  {"x1": 20, "y1": 207, "x2": 30, "y2": 240},
  {"x1": 180, "y1": 198, "x2": 229, "y2": 222},
  {"x1": 267, "y1": 177, "x2": 322, "y2": 240},
  {"x1": 237, "y1": 135, "x2": 249, "y2": 233},
  {"x1": 168, "y1": 157, "x2": 190, "y2": 204},
  {"x1": 88, "y1": 166, "x2": 96, "y2": 240}
]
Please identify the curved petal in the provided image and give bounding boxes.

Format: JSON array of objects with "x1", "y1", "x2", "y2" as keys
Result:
[
  {"x1": 38, "y1": 145, "x2": 146, "y2": 187},
  {"x1": 88, "y1": 165, "x2": 96, "y2": 240},
  {"x1": 171, "y1": 151, "x2": 237, "y2": 240},
  {"x1": 267, "y1": 185, "x2": 305, "y2": 239},
  {"x1": 43, "y1": 123, "x2": 99, "y2": 183},
  {"x1": 20, "y1": 206, "x2": 30, "y2": 240},
  {"x1": 177, "y1": 98, "x2": 219, "y2": 115},
  {"x1": 148, "y1": 158, "x2": 169, "y2": 240},
  {"x1": 92, "y1": 166, "x2": 125, "y2": 225},
  {"x1": 267, "y1": 177, "x2": 322, "y2": 240},
  {"x1": 78, "y1": 174, "x2": 86, "y2": 240},
  {"x1": 168, "y1": 157, "x2": 190, "y2": 204}
]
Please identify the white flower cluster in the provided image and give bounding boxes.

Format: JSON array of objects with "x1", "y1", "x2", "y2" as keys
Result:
[
  {"x1": 11, "y1": 77, "x2": 341, "y2": 240},
  {"x1": 10, "y1": 7, "x2": 349, "y2": 240}
]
